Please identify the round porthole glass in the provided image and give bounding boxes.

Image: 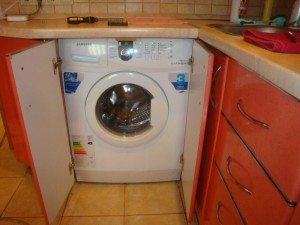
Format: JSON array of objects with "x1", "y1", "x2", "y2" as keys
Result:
[{"x1": 95, "y1": 83, "x2": 153, "y2": 136}]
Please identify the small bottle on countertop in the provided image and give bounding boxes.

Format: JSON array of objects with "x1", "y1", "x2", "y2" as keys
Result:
[
  {"x1": 289, "y1": 0, "x2": 300, "y2": 29},
  {"x1": 230, "y1": 0, "x2": 247, "y2": 23}
]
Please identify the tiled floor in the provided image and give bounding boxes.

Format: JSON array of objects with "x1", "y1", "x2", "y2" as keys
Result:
[{"x1": 0, "y1": 114, "x2": 197, "y2": 225}]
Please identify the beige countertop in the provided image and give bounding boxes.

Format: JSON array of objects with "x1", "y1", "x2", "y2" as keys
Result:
[
  {"x1": 189, "y1": 20, "x2": 300, "y2": 100},
  {"x1": 0, "y1": 18, "x2": 299, "y2": 99},
  {"x1": 0, "y1": 19, "x2": 198, "y2": 39}
]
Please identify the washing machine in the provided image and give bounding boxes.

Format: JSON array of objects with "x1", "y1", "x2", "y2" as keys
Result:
[{"x1": 59, "y1": 38, "x2": 193, "y2": 183}]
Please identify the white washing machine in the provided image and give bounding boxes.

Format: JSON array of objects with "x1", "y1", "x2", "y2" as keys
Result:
[{"x1": 59, "y1": 38, "x2": 193, "y2": 183}]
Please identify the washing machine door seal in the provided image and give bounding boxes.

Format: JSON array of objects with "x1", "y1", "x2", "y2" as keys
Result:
[{"x1": 85, "y1": 71, "x2": 169, "y2": 147}]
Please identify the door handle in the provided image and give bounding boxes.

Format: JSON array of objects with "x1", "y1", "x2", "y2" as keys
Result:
[
  {"x1": 237, "y1": 99, "x2": 269, "y2": 129},
  {"x1": 226, "y1": 156, "x2": 252, "y2": 195}
]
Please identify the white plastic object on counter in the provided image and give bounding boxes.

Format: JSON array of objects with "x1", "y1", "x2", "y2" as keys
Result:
[
  {"x1": 289, "y1": 0, "x2": 300, "y2": 29},
  {"x1": 6, "y1": 15, "x2": 29, "y2": 22},
  {"x1": 230, "y1": 0, "x2": 247, "y2": 23},
  {"x1": 230, "y1": 0, "x2": 241, "y2": 22}
]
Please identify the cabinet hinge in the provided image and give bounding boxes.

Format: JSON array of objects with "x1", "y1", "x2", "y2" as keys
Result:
[
  {"x1": 68, "y1": 159, "x2": 75, "y2": 175},
  {"x1": 180, "y1": 153, "x2": 184, "y2": 168},
  {"x1": 52, "y1": 57, "x2": 63, "y2": 75},
  {"x1": 188, "y1": 56, "x2": 194, "y2": 73}
]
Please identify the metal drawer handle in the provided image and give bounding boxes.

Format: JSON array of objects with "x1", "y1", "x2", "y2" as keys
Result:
[
  {"x1": 216, "y1": 202, "x2": 223, "y2": 225},
  {"x1": 227, "y1": 156, "x2": 252, "y2": 195},
  {"x1": 210, "y1": 65, "x2": 222, "y2": 108},
  {"x1": 237, "y1": 99, "x2": 269, "y2": 129}
]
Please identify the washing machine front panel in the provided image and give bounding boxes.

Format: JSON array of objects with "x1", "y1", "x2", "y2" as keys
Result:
[{"x1": 85, "y1": 71, "x2": 169, "y2": 147}]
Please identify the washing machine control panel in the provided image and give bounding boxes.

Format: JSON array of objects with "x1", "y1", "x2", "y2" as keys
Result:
[{"x1": 108, "y1": 39, "x2": 193, "y2": 68}]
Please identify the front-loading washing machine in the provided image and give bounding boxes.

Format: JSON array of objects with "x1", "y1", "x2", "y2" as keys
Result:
[{"x1": 59, "y1": 38, "x2": 193, "y2": 183}]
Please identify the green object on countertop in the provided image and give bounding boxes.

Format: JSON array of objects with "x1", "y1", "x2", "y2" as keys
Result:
[{"x1": 234, "y1": 16, "x2": 286, "y2": 27}]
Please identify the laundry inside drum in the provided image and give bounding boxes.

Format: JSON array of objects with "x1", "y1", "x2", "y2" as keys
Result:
[{"x1": 96, "y1": 83, "x2": 153, "y2": 136}]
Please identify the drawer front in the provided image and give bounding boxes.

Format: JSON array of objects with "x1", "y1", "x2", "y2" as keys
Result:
[
  {"x1": 222, "y1": 59, "x2": 300, "y2": 202},
  {"x1": 201, "y1": 162, "x2": 244, "y2": 225},
  {"x1": 215, "y1": 116, "x2": 294, "y2": 225}
]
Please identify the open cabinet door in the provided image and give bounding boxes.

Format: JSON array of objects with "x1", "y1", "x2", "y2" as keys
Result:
[
  {"x1": 181, "y1": 40, "x2": 214, "y2": 222},
  {"x1": 5, "y1": 40, "x2": 75, "y2": 225}
]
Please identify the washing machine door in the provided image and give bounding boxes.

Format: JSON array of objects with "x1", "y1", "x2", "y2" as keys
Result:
[{"x1": 85, "y1": 71, "x2": 169, "y2": 147}]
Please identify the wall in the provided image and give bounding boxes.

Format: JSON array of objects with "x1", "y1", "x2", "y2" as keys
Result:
[{"x1": 0, "y1": 0, "x2": 294, "y2": 19}]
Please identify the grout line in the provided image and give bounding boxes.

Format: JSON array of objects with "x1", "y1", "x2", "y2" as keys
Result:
[
  {"x1": 124, "y1": 213, "x2": 186, "y2": 217},
  {"x1": 61, "y1": 215, "x2": 124, "y2": 218},
  {"x1": 0, "y1": 177, "x2": 24, "y2": 218},
  {"x1": 123, "y1": 184, "x2": 126, "y2": 225},
  {"x1": 0, "y1": 133, "x2": 6, "y2": 148}
]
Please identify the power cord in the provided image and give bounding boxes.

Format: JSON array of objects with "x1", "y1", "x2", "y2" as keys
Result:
[
  {"x1": 28, "y1": 0, "x2": 43, "y2": 15},
  {"x1": 0, "y1": 0, "x2": 42, "y2": 19}
]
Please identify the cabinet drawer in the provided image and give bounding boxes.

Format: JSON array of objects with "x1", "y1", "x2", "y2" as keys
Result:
[
  {"x1": 201, "y1": 162, "x2": 244, "y2": 225},
  {"x1": 215, "y1": 116, "x2": 294, "y2": 225},
  {"x1": 222, "y1": 59, "x2": 300, "y2": 203}
]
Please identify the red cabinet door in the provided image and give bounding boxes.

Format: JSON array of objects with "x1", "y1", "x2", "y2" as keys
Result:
[
  {"x1": 200, "y1": 162, "x2": 245, "y2": 225},
  {"x1": 222, "y1": 58, "x2": 300, "y2": 204},
  {"x1": 197, "y1": 50, "x2": 228, "y2": 217},
  {"x1": 214, "y1": 116, "x2": 294, "y2": 225}
]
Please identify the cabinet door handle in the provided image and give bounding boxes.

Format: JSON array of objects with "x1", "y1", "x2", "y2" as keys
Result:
[
  {"x1": 209, "y1": 65, "x2": 222, "y2": 108},
  {"x1": 237, "y1": 99, "x2": 269, "y2": 129},
  {"x1": 227, "y1": 156, "x2": 252, "y2": 195},
  {"x1": 216, "y1": 202, "x2": 223, "y2": 225}
]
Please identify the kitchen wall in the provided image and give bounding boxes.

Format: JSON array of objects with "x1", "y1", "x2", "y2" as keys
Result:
[{"x1": 0, "y1": 0, "x2": 294, "y2": 19}]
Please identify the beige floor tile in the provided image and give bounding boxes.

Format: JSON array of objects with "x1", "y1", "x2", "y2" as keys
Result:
[
  {"x1": 2, "y1": 173, "x2": 43, "y2": 217},
  {"x1": 60, "y1": 216, "x2": 123, "y2": 225},
  {"x1": 0, "y1": 217, "x2": 46, "y2": 225},
  {"x1": 0, "y1": 139, "x2": 28, "y2": 178},
  {"x1": 0, "y1": 178, "x2": 22, "y2": 214},
  {"x1": 63, "y1": 183, "x2": 124, "y2": 216},
  {"x1": 125, "y1": 214, "x2": 187, "y2": 225},
  {"x1": 125, "y1": 182, "x2": 184, "y2": 215}
]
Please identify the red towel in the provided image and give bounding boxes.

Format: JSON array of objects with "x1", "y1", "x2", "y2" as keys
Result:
[{"x1": 243, "y1": 29, "x2": 300, "y2": 54}]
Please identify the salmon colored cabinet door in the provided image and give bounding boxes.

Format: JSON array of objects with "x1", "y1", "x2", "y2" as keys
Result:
[
  {"x1": 197, "y1": 50, "x2": 228, "y2": 217},
  {"x1": 0, "y1": 37, "x2": 40, "y2": 164},
  {"x1": 223, "y1": 59, "x2": 300, "y2": 205},
  {"x1": 181, "y1": 40, "x2": 213, "y2": 222},
  {"x1": 200, "y1": 162, "x2": 245, "y2": 225},
  {"x1": 214, "y1": 116, "x2": 294, "y2": 225},
  {"x1": 6, "y1": 40, "x2": 75, "y2": 225}
]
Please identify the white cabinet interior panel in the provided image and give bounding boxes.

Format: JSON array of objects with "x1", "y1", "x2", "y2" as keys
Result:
[
  {"x1": 7, "y1": 40, "x2": 75, "y2": 225},
  {"x1": 181, "y1": 40, "x2": 213, "y2": 222}
]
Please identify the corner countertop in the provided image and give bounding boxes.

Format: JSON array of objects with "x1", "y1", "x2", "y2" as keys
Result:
[
  {"x1": 189, "y1": 20, "x2": 300, "y2": 100},
  {"x1": 0, "y1": 18, "x2": 299, "y2": 99}
]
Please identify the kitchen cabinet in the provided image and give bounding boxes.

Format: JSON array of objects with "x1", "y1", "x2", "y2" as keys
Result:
[
  {"x1": 200, "y1": 162, "x2": 245, "y2": 225},
  {"x1": 198, "y1": 56, "x2": 300, "y2": 225},
  {"x1": 196, "y1": 48, "x2": 228, "y2": 217},
  {"x1": 0, "y1": 38, "x2": 75, "y2": 225},
  {"x1": 0, "y1": 37, "x2": 40, "y2": 164},
  {"x1": 0, "y1": 37, "x2": 213, "y2": 225}
]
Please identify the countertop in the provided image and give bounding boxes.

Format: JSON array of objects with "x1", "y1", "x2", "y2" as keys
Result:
[
  {"x1": 189, "y1": 20, "x2": 300, "y2": 100},
  {"x1": 0, "y1": 19, "x2": 198, "y2": 39},
  {"x1": 0, "y1": 18, "x2": 299, "y2": 99}
]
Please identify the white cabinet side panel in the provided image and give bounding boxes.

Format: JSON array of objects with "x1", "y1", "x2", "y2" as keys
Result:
[
  {"x1": 181, "y1": 40, "x2": 213, "y2": 220},
  {"x1": 9, "y1": 41, "x2": 74, "y2": 224}
]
